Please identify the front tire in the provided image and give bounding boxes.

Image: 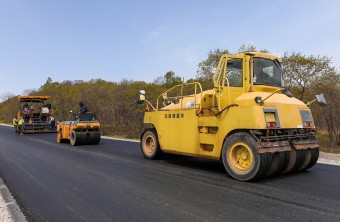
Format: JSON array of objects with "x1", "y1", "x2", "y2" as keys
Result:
[
  {"x1": 141, "y1": 129, "x2": 163, "y2": 159},
  {"x1": 222, "y1": 132, "x2": 271, "y2": 181},
  {"x1": 57, "y1": 132, "x2": 67, "y2": 143},
  {"x1": 70, "y1": 130, "x2": 77, "y2": 146}
]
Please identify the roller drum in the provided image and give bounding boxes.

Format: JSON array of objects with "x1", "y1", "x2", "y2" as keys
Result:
[{"x1": 87, "y1": 130, "x2": 101, "y2": 145}]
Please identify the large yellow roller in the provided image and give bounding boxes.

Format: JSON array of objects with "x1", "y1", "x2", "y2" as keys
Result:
[{"x1": 138, "y1": 52, "x2": 326, "y2": 181}]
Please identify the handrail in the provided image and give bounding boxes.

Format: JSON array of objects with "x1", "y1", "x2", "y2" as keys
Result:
[
  {"x1": 156, "y1": 82, "x2": 203, "y2": 114},
  {"x1": 216, "y1": 77, "x2": 231, "y2": 111},
  {"x1": 145, "y1": 100, "x2": 156, "y2": 111}
]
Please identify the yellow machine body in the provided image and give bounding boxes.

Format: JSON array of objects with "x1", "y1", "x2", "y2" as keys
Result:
[
  {"x1": 140, "y1": 52, "x2": 322, "y2": 181},
  {"x1": 145, "y1": 94, "x2": 309, "y2": 159},
  {"x1": 57, "y1": 112, "x2": 101, "y2": 146}
]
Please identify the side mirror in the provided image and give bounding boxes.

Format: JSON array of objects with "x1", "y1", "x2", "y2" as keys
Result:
[
  {"x1": 316, "y1": 94, "x2": 327, "y2": 106},
  {"x1": 139, "y1": 90, "x2": 145, "y2": 100},
  {"x1": 137, "y1": 90, "x2": 146, "y2": 105}
]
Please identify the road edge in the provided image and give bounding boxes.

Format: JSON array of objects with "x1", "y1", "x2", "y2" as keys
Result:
[{"x1": 0, "y1": 178, "x2": 27, "y2": 222}]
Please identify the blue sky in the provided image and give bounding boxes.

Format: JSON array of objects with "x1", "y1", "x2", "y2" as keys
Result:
[{"x1": 1, "y1": 0, "x2": 340, "y2": 99}]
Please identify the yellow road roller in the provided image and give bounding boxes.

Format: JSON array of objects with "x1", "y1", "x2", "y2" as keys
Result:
[
  {"x1": 57, "y1": 111, "x2": 101, "y2": 146},
  {"x1": 138, "y1": 52, "x2": 326, "y2": 181}
]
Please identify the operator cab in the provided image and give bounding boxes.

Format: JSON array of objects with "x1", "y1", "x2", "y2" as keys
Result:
[{"x1": 78, "y1": 112, "x2": 96, "y2": 121}]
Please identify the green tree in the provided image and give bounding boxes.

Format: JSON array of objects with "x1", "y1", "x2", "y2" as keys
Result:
[
  {"x1": 311, "y1": 70, "x2": 340, "y2": 147},
  {"x1": 153, "y1": 71, "x2": 182, "y2": 88},
  {"x1": 40, "y1": 77, "x2": 53, "y2": 90},
  {"x1": 164, "y1": 71, "x2": 182, "y2": 87},
  {"x1": 196, "y1": 48, "x2": 230, "y2": 86},
  {"x1": 0, "y1": 95, "x2": 19, "y2": 124},
  {"x1": 237, "y1": 43, "x2": 269, "y2": 53},
  {"x1": 282, "y1": 52, "x2": 335, "y2": 100},
  {"x1": 282, "y1": 52, "x2": 340, "y2": 147}
]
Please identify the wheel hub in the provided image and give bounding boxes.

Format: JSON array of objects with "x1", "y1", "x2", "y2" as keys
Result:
[
  {"x1": 236, "y1": 147, "x2": 250, "y2": 169},
  {"x1": 145, "y1": 135, "x2": 155, "y2": 153},
  {"x1": 228, "y1": 142, "x2": 254, "y2": 172}
]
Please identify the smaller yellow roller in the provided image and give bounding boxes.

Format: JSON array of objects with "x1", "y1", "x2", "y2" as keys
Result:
[{"x1": 57, "y1": 105, "x2": 101, "y2": 146}]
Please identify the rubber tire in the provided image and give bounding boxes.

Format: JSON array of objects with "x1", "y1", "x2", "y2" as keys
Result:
[
  {"x1": 282, "y1": 149, "x2": 306, "y2": 174},
  {"x1": 291, "y1": 150, "x2": 306, "y2": 172},
  {"x1": 70, "y1": 130, "x2": 78, "y2": 146},
  {"x1": 221, "y1": 132, "x2": 271, "y2": 181},
  {"x1": 88, "y1": 131, "x2": 101, "y2": 145},
  {"x1": 265, "y1": 152, "x2": 290, "y2": 177},
  {"x1": 141, "y1": 129, "x2": 163, "y2": 160},
  {"x1": 299, "y1": 149, "x2": 312, "y2": 171},
  {"x1": 76, "y1": 132, "x2": 87, "y2": 145},
  {"x1": 305, "y1": 148, "x2": 319, "y2": 170}
]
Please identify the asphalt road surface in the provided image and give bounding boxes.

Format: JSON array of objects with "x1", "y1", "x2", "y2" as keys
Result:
[{"x1": 1, "y1": 125, "x2": 340, "y2": 222}]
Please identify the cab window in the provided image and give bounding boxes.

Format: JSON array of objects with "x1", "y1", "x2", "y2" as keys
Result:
[
  {"x1": 253, "y1": 58, "x2": 283, "y2": 87},
  {"x1": 225, "y1": 59, "x2": 243, "y2": 87}
]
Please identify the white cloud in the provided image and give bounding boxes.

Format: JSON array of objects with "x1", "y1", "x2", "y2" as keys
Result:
[
  {"x1": 147, "y1": 25, "x2": 165, "y2": 39},
  {"x1": 148, "y1": 31, "x2": 160, "y2": 37}
]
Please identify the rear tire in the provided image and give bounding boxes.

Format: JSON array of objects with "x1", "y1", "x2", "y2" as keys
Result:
[
  {"x1": 291, "y1": 150, "x2": 306, "y2": 172},
  {"x1": 266, "y1": 152, "x2": 289, "y2": 177},
  {"x1": 282, "y1": 149, "x2": 306, "y2": 174},
  {"x1": 88, "y1": 131, "x2": 101, "y2": 145},
  {"x1": 141, "y1": 129, "x2": 163, "y2": 159},
  {"x1": 305, "y1": 148, "x2": 319, "y2": 170},
  {"x1": 222, "y1": 132, "x2": 271, "y2": 181},
  {"x1": 299, "y1": 149, "x2": 312, "y2": 171}
]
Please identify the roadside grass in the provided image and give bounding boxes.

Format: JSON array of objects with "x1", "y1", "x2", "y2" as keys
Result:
[{"x1": 317, "y1": 132, "x2": 340, "y2": 154}]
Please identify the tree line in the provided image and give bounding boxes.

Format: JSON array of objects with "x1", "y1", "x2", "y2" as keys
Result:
[{"x1": 0, "y1": 44, "x2": 339, "y2": 149}]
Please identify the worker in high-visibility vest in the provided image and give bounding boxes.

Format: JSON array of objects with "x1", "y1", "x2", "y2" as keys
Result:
[
  {"x1": 17, "y1": 117, "x2": 24, "y2": 135},
  {"x1": 49, "y1": 116, "x2": 55, "y2": 130},
  {"x1": 12, "y1": 116, "x2": 18, "y2": 134}
]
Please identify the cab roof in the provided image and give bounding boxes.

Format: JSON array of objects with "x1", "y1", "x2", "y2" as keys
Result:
[
  {"x1": 19, "y1": 96, "x2": 50, "y2": 102},
  {"x1": 225, "y1": 52, "x2": 282, "y2": 63}
]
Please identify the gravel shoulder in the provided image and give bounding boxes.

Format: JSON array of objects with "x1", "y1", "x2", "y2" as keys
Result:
[
  {"x1": 318, "y1": 151, "x2": 340, "y2": 166},
  {"x1": 0, "y1": 178, "x2": 26, "y2": 222}
]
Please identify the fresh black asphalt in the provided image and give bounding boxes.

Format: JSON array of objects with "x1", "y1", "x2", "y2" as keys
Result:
[{"x1": 0, "y1": 125, "x2": 340, "y2": 221}]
